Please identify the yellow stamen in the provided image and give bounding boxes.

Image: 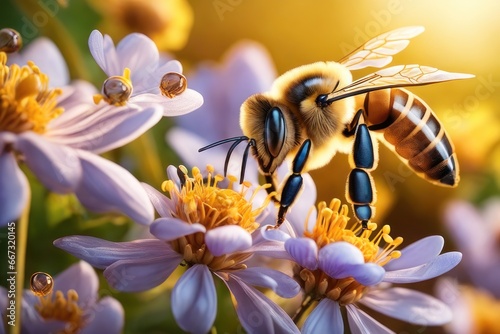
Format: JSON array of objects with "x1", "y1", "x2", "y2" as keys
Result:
[
  {"x1": 35, "y1": 289, "x2": 85, "y2": 334},
  {"x1": 0, "y1": 52, "x2": 63, "y2": 134},
  {"x1": 163, "y1": 165, "x2": 273, "y2": 272},
  {"x1": 297, "y1": 198, "x2": 403, "y2": 305}
]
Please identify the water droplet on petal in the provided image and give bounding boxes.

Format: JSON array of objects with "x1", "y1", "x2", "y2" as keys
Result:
[
  {"x1": 102, "y1": 76, "x2": 133, "y2": 105},
  {"x1": 30, "y1": 272, "x2": 54, "y2": 296},
  {"x1": 160, "y1": 72, "x2": 187, "y2": 98},
  {"x1": 0, "y1": 28, "x2": 22, "y2": 53}
]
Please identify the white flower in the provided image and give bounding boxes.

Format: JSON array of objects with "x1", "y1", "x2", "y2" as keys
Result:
[
  {"x1": 89, "y1": 30, "x2": 203, "y2": 115},
  {"x1": 262, "y1": 199, "x2": 462, "y2": 333}
]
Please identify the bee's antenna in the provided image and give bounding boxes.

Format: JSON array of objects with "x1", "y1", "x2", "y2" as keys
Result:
[
  {"x1": 198, "y1": 136, "x2": 251, "y2": 178},
  {"x1": 224, "y1": 137, "x2": 248, "y2": 176},
  {"x1": 198, "y1": 136, "x2": 249, "y2": 152},
  {"x1": 240, "y1": 139, "x2": 256, "y2": 183}
]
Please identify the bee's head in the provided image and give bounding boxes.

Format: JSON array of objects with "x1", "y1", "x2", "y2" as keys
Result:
[{"x1": 240, "y1": 93, "x2": 302, "y2": 175}]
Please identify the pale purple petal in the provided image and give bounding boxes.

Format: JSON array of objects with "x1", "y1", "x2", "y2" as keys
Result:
[
  {"x1": 384, "y1": 235, "x2": 444, "y2": 271},
  {"x1": 82, "y1": 296, "x2": 124, "y2": 334},
  {"x1": 74, "y1": 150, "x2": 154, "y2": 225},
  {"x1": 435, "y1": 278, "x2": 473, "y2": 334},
  {"x1": 141, "y1": 183, "x2": 175, "y2": 217},
  {"x1": 89, "y1": 30, "x2": 120, "y2": 76},
  {"x1": 245, "y1": 233, "x2": 291, "y2": 260},
  {"x1": 260, "y1": 225, "x2": 291, "y2": 243},
  {"x1": 131, "y1": 89, "x2": 203, "y2": 116},
  {"x1": 230, "y1": 267, "x2": 300, "y2": 298},
  {"x1": 223, "y1": 274, "x2": 300, "y2": 334},
  {"x1": 53, "y1": 261, "x2": 98, "y2": 307},
  {"x1": 444, "y1": 200, "x2": 492, "y2": 262},
  {"x1": 56, "y1": 80, "x2": 98, "y2": 111},
  {"x1": 302, "y1": 299, "x2": 343, "y2": 334},
  {"x1": 205, "y1": 225, "x2": 252, "y2": 256},
  {"x1": 104, "y1": 254, "x2": 181, "y2": 292},
  {"x1": 49, "y1": 105, "x2": 163, "y2": 154},
  {"x1": 285, "y1": 237, "x2": 318, "y2": 270},
  {"x1": 115, "y1": 33, "x2": 159, "y2": 86},
  {"x1": 384, "y1": 252, "x2": 462, "y2": 283},
  {"x1": 346, "y1": 304, "x2": 395, "y2": 334},
  {"x1": 150, "y1": 218, "x2": 206, "y2": 241},
  {"x1": 0, "y1": 151, "x2": 29, "y2": 226},
  {"x1": 172, "y1": 265, "x2": 216, "y2": 334},
  {"x1": 8, "y1": 37, "x2": 69, "y2": 87},
  {"x1": 360, "y1": 287, "x2": 452, "y2": 325},
  {"x1": 15, "y1": 132, "x2": 82, "y2": 192},
  {"x1": 319, "y1": 242, "x2": 385, "y2": 286},
  {"x1": 54, "y1": 236, "x2": 172, "y2": 268},
  {"x1": 47, "y1": 102, "x2": 97, "y2": 134}
]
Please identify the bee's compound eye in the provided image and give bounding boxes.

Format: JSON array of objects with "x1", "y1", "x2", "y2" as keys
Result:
[
  {"x1": 0, "y1": 28, "x2": 22, "y2": 53},
  {"x1": 315, "y1": 94, "x2": 329, "y2": 108},
  {"x1": 160, "y1": 72, "x2": 187, "y2": 98},
  {"x1": 102, "y1": 76, "x2": 133, "y2": 104},
  {"x1": 30, "y1": 272, "x2": 54, "y2": 296},
  {"x1": 264, "y1": 107, "x2": 286, "y2": 158}
]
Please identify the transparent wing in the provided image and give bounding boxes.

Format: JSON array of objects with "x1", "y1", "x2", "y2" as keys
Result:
[
  {"x1": 339, "y1": 26, "x2": 425, "y2": 71},
  {"x1": 326, "y1": 65, "x2": 474, "y2": 103}
]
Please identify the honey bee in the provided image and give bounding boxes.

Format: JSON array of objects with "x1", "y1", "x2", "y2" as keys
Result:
[{"x1": 199, "y1": 26, "x2": 473, "y2": 229}]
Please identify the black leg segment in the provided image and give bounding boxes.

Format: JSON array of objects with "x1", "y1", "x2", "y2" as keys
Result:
[
  {"x1": 275, "y1": 139, "x2": 311, "y2": 227},
  {"x1": 346, "y1": 122, "x2": 377, "y2": 230}
]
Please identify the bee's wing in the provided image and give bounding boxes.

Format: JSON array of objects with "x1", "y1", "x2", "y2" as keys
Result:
[
  {"x1": 327, "y1": 65, "x2": 474, "y2": 103},
  {"x1": 339, "y1": 26, "x2": 425, "y2": 71}
]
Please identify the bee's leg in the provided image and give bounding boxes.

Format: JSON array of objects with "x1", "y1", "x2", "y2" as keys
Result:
[
  {"x1": 343, "y1": 109, "x2": 364, "y2": 137},
  {"x1": 275, "y1": 139, "x2": 312, "y2": 228},
  {"x1": 346, "y1": 121, "x2": 377, "y2": 231}
]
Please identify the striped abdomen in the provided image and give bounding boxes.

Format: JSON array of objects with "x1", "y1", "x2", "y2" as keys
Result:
[{"x1": 363, "y1": 88, "x2": 459, "y2": 187}]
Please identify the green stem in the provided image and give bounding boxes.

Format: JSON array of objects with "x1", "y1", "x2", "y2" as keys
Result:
[
  {"x1": 10, "y1": 191, "x2": 30, "y2": 334},
  {"x1": 127, "y1": 133, "x2": 165, "y2": 186},
  {"x1": 14, "y1": 0, "x2": 89, "y2": 81},
  {"x1": 292, "y1": 295, "x2": 316, "y2": 326}
]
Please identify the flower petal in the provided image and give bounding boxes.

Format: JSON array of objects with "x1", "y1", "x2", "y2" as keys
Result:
[
  {"x1": 360, "y1": 287, "x2": 453, "y2": 325},
  {"x1": 15, "y1": 132, "x2": 82, "y2": 192},
  {"x1": 302, "y1": 299, "x2": 343, "y2": 334},
  {"x1": 0, "y1": 151, "x2": 29, "y2": 226},
  {"x1": 132, "y1": 89, "x2": 203, "y2": 116},
  {"x1": 230, "y1": 267, "x2": 300, "y2": 298},
  {"x1": 8, "y1": 37, "x2": 70, "y2": 87},
  {"x1": 82, "y1": 296, "x2": 124, "y2": 334},
  {"x1": 54, "y1": 236, "x2": 173, "y2": 268},
  {"x1": 172, "y1": 265, "x2": 216, "y2": 334},
  {"x1": 74, "y1": 150, "x2": 154, "y2": 225},
  {"x1": 115, "y1": 33, "x2": 159, "y2": 86},
  {"x1": 53, "y1": 261, "x2": 98, "y2": 307},
  {"x1": 384, "y1": 235, "x2": 444, "y2": 271},
  {"x1": 346, "y1": 304, "x2": 395, "y2": 334},
  {"x1": 384, "y1": 252, "x2": 462, "y2": 283},
  {"x1": 223, "y1": 273, "x2": 300, "y2": 334},
  {"x1": 150, "y1": 218, "x2": 206, "y2": 241},
  {"x1": 104, "y1": 254, "x2": 180, "y2": 292},
  {"x1": 88, "y1": 30, "x2": 120, "y2": 76},
  {"x1": 205, "y1": 225, "x2": 252, "y2": 256},
  {"x1": 141, "y1": 183, "x2": 175, "y2": 217},
  {"x1": 260, "y1": 225, "x2": 291, "y2": 243},
  {"x1": 319, "y1": 242, "x2": 385, "y2": 286},
  {"x1": 49, "y1": 105, "x2": 163, "y2": 154},
  {"x1": 285, "y1": 237, "x2": 318, "y2": 270}
]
